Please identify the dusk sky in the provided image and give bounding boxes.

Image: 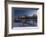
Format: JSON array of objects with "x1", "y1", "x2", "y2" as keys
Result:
[{"x1": 12, "y1": 7, "x2": 38, "y2": 16}]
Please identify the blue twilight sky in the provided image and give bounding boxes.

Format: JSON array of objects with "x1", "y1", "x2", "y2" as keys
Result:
[{"x1": 12, "y1": 7, "x2": 38, "y2": 16}]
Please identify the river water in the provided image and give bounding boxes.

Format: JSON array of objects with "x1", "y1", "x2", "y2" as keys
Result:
[{"x1": 12, "y1": 19, "x2": 37, "y2": 27}]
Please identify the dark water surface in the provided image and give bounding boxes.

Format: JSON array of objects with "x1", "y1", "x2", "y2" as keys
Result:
[{"x1": 12, "y1": 19, "x2": 37, "y2": 27}]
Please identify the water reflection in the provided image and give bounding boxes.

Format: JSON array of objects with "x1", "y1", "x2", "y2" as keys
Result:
[{"x1": 12, "y1": 16, "x2": 37, "y2": 27}]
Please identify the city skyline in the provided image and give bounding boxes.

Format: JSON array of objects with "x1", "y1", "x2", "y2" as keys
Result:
[{"x1": 12, "y1": 7, "x2": 38, "y2": 27}]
